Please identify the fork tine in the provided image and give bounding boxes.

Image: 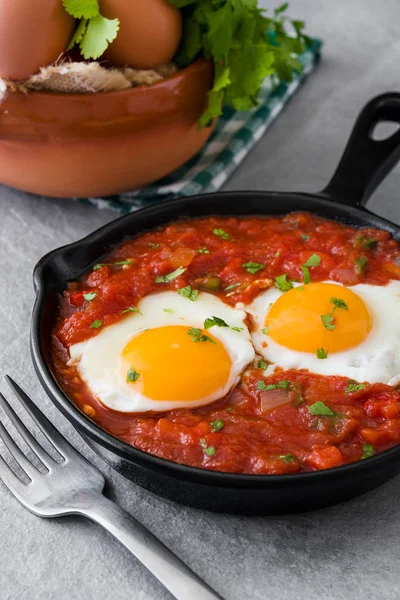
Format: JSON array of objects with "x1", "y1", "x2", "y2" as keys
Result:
[
  {"x1": 5, "y1": 376, "x2": 77, "y2": 461},
  {"x1": 0, "y1": 454, "x2": 27, "y2": 497},
  {"x1": 0, "y1": 419, "x2": 40, "y2": 479},
  {"x1": 0, "y1": 392, "x2": 55, "y2": 470}
]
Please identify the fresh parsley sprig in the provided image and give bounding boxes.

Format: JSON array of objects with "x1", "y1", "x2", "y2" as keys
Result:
[
  {"x1": 169, "y1": 0, "x2": 310, "y2": 126},
  {"x1": 63, "y1": 0, "x2": 120, "y2": 60}
]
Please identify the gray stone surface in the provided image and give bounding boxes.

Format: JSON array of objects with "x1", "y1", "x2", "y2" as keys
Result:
[{"x1": 1, "y1": 1, "x2": 400, "y2": 599}]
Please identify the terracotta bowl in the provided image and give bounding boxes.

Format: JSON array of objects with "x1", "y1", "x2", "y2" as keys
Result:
[{"x1": 0, "y1": 59, "x2": 215, "y2": 198}]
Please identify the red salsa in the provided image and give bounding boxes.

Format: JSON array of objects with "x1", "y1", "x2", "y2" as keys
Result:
[{"x1": 52, "y1": 213, "x2": 400, "y2": 474}]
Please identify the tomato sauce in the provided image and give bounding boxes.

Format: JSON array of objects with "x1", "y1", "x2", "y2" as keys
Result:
[{"x1": 51, "y1": 213, "x2": 400, "y2": 474}]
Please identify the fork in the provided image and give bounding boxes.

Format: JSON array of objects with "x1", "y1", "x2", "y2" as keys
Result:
[{"x1": 0, "y1": 376, "x2": 223, "y2": 600}]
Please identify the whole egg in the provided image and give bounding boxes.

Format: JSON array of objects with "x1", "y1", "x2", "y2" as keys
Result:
[
  {"x1": 101, "y1": 0, "x2": 182, "y2": 69},
  {"x1": 0, "y1": 0, "x2": 75, "y2": 80}
]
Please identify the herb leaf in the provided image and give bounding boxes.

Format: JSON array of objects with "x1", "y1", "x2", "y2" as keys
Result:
[
  {"x1": 187, "y1": 328, "x2": 216, "y2": 344},
  {"x1": 330, "y1": 297, "x2": 349, "y2": 310},
  {"x1": 121, "y1": 306, "x2": 142, "y2": 315},
  {"x1": 262, "y1": 327, "x2": 269, "y2": 335},
  {"x1": 321, "y1": 311, "x2": 336, "y2": 331},
  {"x1": 257, "y1": 359, "x2": 268, "y2": 370},
  {"x1": 304, "y1": 253, "x2": 321, "y2": 267},
  {"x1": 163, "y1": 308, "x2": 174, "y2": 313},
  {"x1": 257, "y1": 379, "x2": 290, "y2": 392},
  {"x1": 126, "y1": 367, "x2": 140, "y2": 383},
  {"x1": 361, "y1": 443, "x2": 376, "y2": 459},
  {"x1": 231, "y1": 326, "x2": 244, "y2": 332},
  {"x1": 212, "y1": 228, "x2": 230, "y2": 240},
  {"x1": 355, "y1": 255, "x2": 368, "y2": 276},
  {"x1": 178, "y1": 285, "x2": 198, "y2": 301},
  {"x1": 224, "y1": 283, "x2": 240, "y2": 292},
  {"x1": 354, "y1": 235, "x2": 377, "y2": 250},
  {"x1": 204, "y1": 316, "x2": 229, "y2": 330},
  {"x1": 200, "y1": 438, "x2": 215, "y2": 457},
  {"x1": 209, "y1": 419, "x2": 224, "y2": 432},
  {"x1": 301, "y1": 253, "x2": 321, "y2": 285},
  {"x1": 83, "y1": 292, "x2": 97, "y2": 302},
  {"x1": 274, "y1": 274, "x2": 294, "y2": 292},
  {"x1": 242, "y1": 261, "x2": 265, "y2": 274},
  {"x1": 148, "y1": 242, "x2": 160, "y2": 249},
  {"x1": 316, "y1": 348, "x2": 328, "y2": 359},
  {"x1": 344, "y1": 380, "x2": 366, "y2": 394},
  {"x1": 308, "y1": 401, "x2": 335, "y2": 416},
  {"x1": 301, "y1": 234, "x2": 310, "y2": 241},
  {"x1": 171, "y1": 0, "x2": 309, "y2": 126},
  {"x1": 280, "y1": 453, "x2": 296, "y2": 463},
  {"x1": 156, "y1": 266, "x2": 186, "y2": 283},
  {"x1": 89, "y1": 319, "x2": 103, "y2": 329},
  {"x1": 198, "y1": 247, "x2": 210, "y2": 254}
]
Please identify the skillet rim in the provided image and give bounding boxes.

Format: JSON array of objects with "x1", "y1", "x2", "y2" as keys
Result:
[{"x1": 30, "y1": 190, "x2": 400, "y2": 488}]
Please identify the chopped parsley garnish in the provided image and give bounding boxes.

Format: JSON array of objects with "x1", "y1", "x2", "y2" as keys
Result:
[
  {"x1": 148, "y1": 242, "x2": 160, "y2": 249},
  {"x1": 163, "y1": 308, "x2": 174, "y2": 313},
  {"x1": 156, "y1": 266, "x2": 186, "y2": 283},
  {"x1": 301, "y1": 234, "x2": 310, "y2": 241},
  {"x1": 274, "y1": 251, "x2": 281, "y2": 257},
  {"x1": 301, "y1": 253, "x2": 321, "y2": 285},
  {"x1": 344, "y1": 380, "x2": 366, "y2": 394},
  {"x1": 316, "y1": 348, "x2": 328, "y2": 359},
  {"x1": 187, "y1": 328, "x2": 216, "y2": 344},
  {"x1": 231, "y1": 326, "x2": 244, "y2": 332},
  {"x1": 257, "y1": 379, "x2": 291, "y2": 392},
  {"x1": 93, "y1": 260, "x2": 133, "y2": 271},
  {"x1": 209, "y1": 419, "x2": 224, "y2": 432},
  {"x1": 226, "y1": 407, "x2": 233, "y2": 412},
  {"x1": 262, "y1": 327, "x2": 269, "y2": 335},
  {"x1": 330, "y1": 297, "x2": 349, "y2": 310},
  {"x1": 121, "y1": 306, "x2": 142, "y2": 315},
  {"x1": 280, "y1": 453, "x2": 296, "y2": 463},
  {"x1": 257, "y1": 359, "x2": 268, "y2": 370},
  {"x1": 224, "y1": 283, "x2": 241, "y2": 292},
  {"x1": 242, "y1": 261, "x2": 265, "y2": 274},
  {"x1": 361, "y1": 443, "x2": 376, "y2": 459},
  {"x1": 89, "y1": 319, "x2": 103, "y2": 329},
  {"x1": 321, "y1": 310, "x2": 336, "y2": 331},
  {"x1": 200, "y1": 438, "x2": 215, "y2": 457},
  {"x1": 178, "y1": 285, "x2": 198, "y2": 301},
  {"x1": 126, "y1": 367, "x2": 140, "y2": 383},
  {"x1": 355, "y1": 255, "x2": 368, "y2": 276},
  {"x1": 354, "y1": 235, "x2": 377, "y2": 250},
  {"x1": 308, "y1": 401, "x2": 335, "y2": 416},
  {"x1": 113, "y1": 260, "x2": 134, "y2": 266},
  {"x1": 198, "y1": 247, "x2": 210, "y2": 254},
  {"x1": 204, "y1": 316, "x2": 229, "y2": 330},
  {"x1": 321, "y1": 296, "x2": 349, "y2": 331},
  {"x1": 274, "y1": 274, "x2": 294, "y2": 292},
  {"x1": 212, "y1": 228, "x2": 230, "y2": 240},
  {"x1": 83, "y1": 292, "x2": 97, "y2": 301}
]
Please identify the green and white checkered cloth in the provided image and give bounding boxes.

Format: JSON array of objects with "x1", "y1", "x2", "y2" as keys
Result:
[{"x1": 83, "y1": 38, "x2": 322, "y2": 214}]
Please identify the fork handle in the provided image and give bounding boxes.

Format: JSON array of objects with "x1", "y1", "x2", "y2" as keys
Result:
[{"x1": 80, "y1": 494, "x2": 223, "y2": 600}]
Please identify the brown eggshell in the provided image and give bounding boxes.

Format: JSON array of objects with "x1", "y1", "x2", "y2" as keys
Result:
[
  {"x1": 0, "y1": 0, "x2": 75, "y2": 81},
  {"x1": 0, "y1": 59, "x2": 215, "y2": 197},
  {"x1": 101, "y1": 0, "x2": 182, "y2": 69}
]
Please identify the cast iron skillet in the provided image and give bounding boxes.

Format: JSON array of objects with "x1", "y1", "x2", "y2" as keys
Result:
[{"x1": 31, "y1": 93, "x2": 400, "y2": 515}]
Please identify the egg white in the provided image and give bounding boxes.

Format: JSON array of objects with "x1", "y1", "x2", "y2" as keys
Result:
[
  {"x1": 247, "y1": 280, "x2": 400, "y2": 384},
  {"x1": 69, "y1": 291, "x2": 255, "y2": 412}
]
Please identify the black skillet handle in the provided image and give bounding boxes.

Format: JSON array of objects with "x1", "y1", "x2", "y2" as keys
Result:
[{"x1": 320, "y1": 92, "x2": 400, "y2": 208}]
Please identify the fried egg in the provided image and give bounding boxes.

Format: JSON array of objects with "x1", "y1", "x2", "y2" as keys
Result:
[
  {"x1": 248, "y1": 280, "x2": 400, "y2": 384},
  {"x1": 69, "y1": 291, "x2": 255, "y2": 412}
]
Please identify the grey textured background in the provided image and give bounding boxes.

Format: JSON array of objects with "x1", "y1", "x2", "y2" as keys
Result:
[{"x1": 1, "y1": 1, "x2": 400, "y2": 599}]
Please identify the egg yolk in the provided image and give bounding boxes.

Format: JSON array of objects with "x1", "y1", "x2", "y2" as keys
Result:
[
  {"x1": 121, "y1": 325, "x2": 232, "y2": 402},
  {"x1": 266, "y1": 283, "x2": 372, "y2": 353}
]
